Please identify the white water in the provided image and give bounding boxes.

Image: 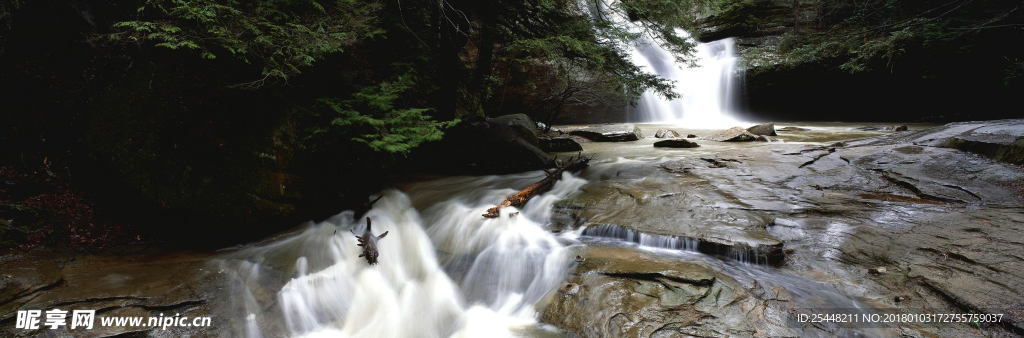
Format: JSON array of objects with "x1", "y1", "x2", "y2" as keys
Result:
[
  {"x1": 586, "y1": 0, "x2": 745, "y2": 127},
  {"x1": 627, "y1": 33, "x2": 746, "y2": 128},
  {"x1": 221, "y1": 172, "x2": 588, "y2": 337}
]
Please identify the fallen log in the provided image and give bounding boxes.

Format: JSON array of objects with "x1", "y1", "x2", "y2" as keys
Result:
[{"x1": 483, "y1": 155, "x2": 590, "y2": 218}]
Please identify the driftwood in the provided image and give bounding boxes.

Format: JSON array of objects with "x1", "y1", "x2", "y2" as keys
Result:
[
  {"x1": 483, "y1": 155, "x2": 590, "y2": 218},
  {"x1": 355, "y1": 217, "x2": 389, "y2": 265}
]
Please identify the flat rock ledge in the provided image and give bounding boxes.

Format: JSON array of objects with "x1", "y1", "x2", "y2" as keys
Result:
[{"x1": 568, "y1": 124, "x2": 643, "y2": 142}]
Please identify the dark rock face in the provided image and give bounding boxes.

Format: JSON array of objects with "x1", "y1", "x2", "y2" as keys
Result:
[
  {"x1": 568, "y1": 124, "x2": 643, "y2": 142},
  {"x1": 746, "y1": 123, "x2": 777, "y2": 136},
  {"x1": 417, "y1": 114, "x2": 553, "y2": 174},
  {"x1": 654, "y1": 129, "x2": 681, "y2": 138},
  {"x1": 539, "y1": 137, "x2": 584, "y2": 152},
  {"x1": 653, "y1": 139, "x2": 700, "y2": 148},
  {"x1": 706, "y1": 127, "x2": 759, "y2": 142},
  {"x1": 693, "y1": 1, "x2": 1023, "y2": 122}
]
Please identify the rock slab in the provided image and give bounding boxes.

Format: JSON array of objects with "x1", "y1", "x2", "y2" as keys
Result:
[
  {"x1": 569, "y1": 124, "x2": 643, "y2": 142},
  {"x1": 653, "y1": 139, "x2": 700, "y2": 148},
  {"x1": 747, "y1": 123, "x2": 777, "y2": 136},
  {"x1": 707, "y1": 127, "x2": 759, "y2": 142}
]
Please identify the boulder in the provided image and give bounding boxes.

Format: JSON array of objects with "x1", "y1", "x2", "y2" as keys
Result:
[
  {"x1": 568, "y1": 124, "x2": 643, "y2": 142},
  {"x1": 746, "y1": 123, "x2": 777, "y2": 136},
  {"x1": 687, "y1": 134, "x2": 697, "y2": 138},
  {"x1": 777, "y1": 126, "x2": 809, "y2": 132},
  {"x1": 654, "y1": 129, "x2": 681, "y2": 138},
  {"x1": 707, "y1": 127, "x2": 759, "y2": 142},
  {"x1": 539, "y1": 137, "x2": 583, "y2": 152},
  {"x1": 487, "y1": 113, "x2": 541, "y2": 145},
  {"x1": 755, "y1": 135, "x2": 779, "y2": 142},
  {"x1": 415, "y1": 114, "x2": 552, "y2": 174},
  {"x1": 653, "y1": 139, "x2": 700, "y2": 148}
]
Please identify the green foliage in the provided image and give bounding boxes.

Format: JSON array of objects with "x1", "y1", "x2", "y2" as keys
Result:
[
  {"x1": 109, "y1": 0, "x2": 383, "y2": 83},
  {"x1": 313, "y1": 72, "x2": 458, "y2": 154},
  {"x1": 742, "y1": 0, "x2": 1022, "y2": 76},
  {"x1": 0, "y1": 0, "x2": 22, "y2": 26},
  {"x1": 491, "y1": 0, "x2": 706, "y2": 103}
]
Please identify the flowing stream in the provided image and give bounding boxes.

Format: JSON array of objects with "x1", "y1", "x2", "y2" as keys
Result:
[
  {"x1": 217, "y1": 130, "x2": 887, "y2": 337},
  {"x1": 221, "y1": 172, "x2": 588, "y2": 337}
]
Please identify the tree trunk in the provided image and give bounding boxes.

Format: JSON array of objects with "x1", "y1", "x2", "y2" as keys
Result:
[{"x1": 483, "y1": 156, "x2": 590, "y2": 218}]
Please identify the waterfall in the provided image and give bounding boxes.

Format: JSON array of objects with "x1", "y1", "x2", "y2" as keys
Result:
[
  {"x1": 628, "y1": 33, "x2": 746, "y2": 128},
  {"x1": 584, "y1": 0, "x2": 746, "y2": 127},
  {"x1": 220, "y1": 172, "x2": 588, "y2": 337}
]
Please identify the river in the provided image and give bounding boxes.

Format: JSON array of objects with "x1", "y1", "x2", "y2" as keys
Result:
[{"x1": 217, "y1": 123, "x2": 935, "y2": 337}]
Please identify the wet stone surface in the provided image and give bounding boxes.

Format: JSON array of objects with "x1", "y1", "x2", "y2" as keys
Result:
[{"x1": 546, "y1": 121, "x2": 1024, "y2": 336}]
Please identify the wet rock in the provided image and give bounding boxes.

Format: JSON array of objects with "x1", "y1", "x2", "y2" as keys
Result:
[
  {"x1": 707, "y1": 127, "x2": 759, "y2": 142},
  {"x1": 839, "y1": 210, "x2": 1024, "y2": 334},
  {"x1": 559, "y1": 283, "x2": 580, "y2": 295},
  {"x1": 755, "y1": 135, "x2": 778, "y2": 142},
  {"x1": 778, "y1": 126, "x2": 809, "y2": 132},
  {"x1": 0, "y1": 253, "x2": 218, "y2": 337},
  {"x1": 568, "y1": 124, "x2": 643, "y2": 142},
  {"x1": 654, "y1": 129, "x2": 681, "y2": 138},
  {"x1": 540, "y1": 246, "x2": 784, "y2": 337},
  {"x1": 747, "y1": 123, "x2": 777, "y2": 136},
  {"x1": 0, "y1": 255, "x2": 63, "y2": 306},
  {"x1": 653, "y1": 139, "x2": 700, "y2": 148},
  {"x1": 894, "y1": 119, "x2": 1024, "y2": 164},
  {"x1": 553, "y1": 119, "x2": 1024, "y2": 337},
  {"x1": 557, "y1": 166, "x2": 785, "y2": 264},
  {"x1": 835, "y1": 142, "x2": 1024, "y2": 205},
  {"x1": 856, "y1": 125, "x2": 909, "y2": 132},
  {"x1": 687, "y1": 134, "x2": 697, "y2": 138},
  {"x1": 539, "y1": 137, "x2": 583, "y2": 152}
]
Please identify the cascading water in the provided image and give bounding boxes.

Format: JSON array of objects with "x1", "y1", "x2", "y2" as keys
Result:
[
  {"x1": 627, "y1": 33, "x2": 746, "y2": 128},
  {"x1": 219, "y1": 172, "x2": 588, "y2": 337},
  {"x1": 585, "y1": 0, "x2": 745, "y2": 127}
]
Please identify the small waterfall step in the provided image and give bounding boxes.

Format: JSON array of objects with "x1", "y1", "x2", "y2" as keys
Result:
[{"x1": 580, "y1": 224, "x2": 785, "y2": 265}]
